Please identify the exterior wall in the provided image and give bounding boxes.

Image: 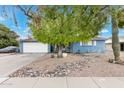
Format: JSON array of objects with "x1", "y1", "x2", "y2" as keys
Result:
[
  {"x1": 19, "y1": 41, "x2": 23, "y2": 53},
  {"x1": 48, "y1": 45, "x2": 51, "y2": 53},
  {"x1": 20, "y1": 41, "x2": 50, "y2": 53},
  {"x1": 105, "y1": 43, "x2": 112, "y2": 51},
  {"x1": 20, "y1": 40, "x2": 106, "y2": 53},
  {"x1": 105, "y1": 37, "x2": 124, "y2": 51},
  {"x1": 70, "y1": 40, "x2": 106, "y2": 53},
  {"x1": 106, "y1": 42, "x2": 124, "y2": 51}
]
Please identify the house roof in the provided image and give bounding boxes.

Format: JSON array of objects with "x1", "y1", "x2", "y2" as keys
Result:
[
  {"x1": 92, "y1": 37, "x2": 106, "y2": 41},
  {"x1": 20, "y1": 38, "x2": 37, "y2": 42},
  {"x1": 105, "y1": 36, "x2": 124, "y2": 43},
  {"x1": 20, "y1": 36, "x2": 106, "y2": 43}
]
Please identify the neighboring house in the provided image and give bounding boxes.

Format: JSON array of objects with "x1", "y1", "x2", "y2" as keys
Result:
[
  {"x1": 105, "y1": 36, "x2": 124, "y2": 51},
  {"x1": 20, "y1": 37, "x2": 106, "y2": 53}
]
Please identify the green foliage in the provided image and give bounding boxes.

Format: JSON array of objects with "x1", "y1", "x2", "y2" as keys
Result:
[
  {"x1": 110, "y1": 6, "x2": 124, "y2": 28},
  {"x1": 0, "y1": 24, "x2": 18, "y2": 48},
  {"x1": 30, "y1": 6, "x2": 108, "y2": 46},
  {"x1": 118, "y1": 9, "x2": 124, "y2": 28}
]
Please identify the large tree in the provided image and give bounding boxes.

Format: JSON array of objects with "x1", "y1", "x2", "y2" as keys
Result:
[
  {"x1": 0, "y1": 5, "x2": 108, "y2": 58},
  {"x1": 1, "y1": 5, "x2": 124, "y2": 61},
  {"x1": 29, "y1": 6, "x2": 108, "y2": 58}
]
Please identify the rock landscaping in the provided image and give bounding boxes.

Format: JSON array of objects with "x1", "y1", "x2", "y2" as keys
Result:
[
  {"x1": 9, "y1": 51, "x2": 124, "y2": 77},
  {"x1": 9, "y1": 60, "x2": 87, "y2": 77}
]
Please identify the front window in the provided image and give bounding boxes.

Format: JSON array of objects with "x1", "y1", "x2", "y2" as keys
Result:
[{"x1": 80, "y1": 41, "x2": 96, "y2": 46}]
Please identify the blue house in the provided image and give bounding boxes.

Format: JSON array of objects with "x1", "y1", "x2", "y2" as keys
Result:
[
  {"x1": 20, "y1": 37, "x2": 106, "y2": 53},
  {"x1": 69, "y1": 37, "x2": 106, "y2": 53}
]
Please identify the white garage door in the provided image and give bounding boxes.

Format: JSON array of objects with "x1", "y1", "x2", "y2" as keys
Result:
[{"x1": 23, "y1": 42, "x2": 48, "y2": 53}]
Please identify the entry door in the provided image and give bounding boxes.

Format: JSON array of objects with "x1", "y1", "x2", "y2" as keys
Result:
[{"x1": 120, "y1": 43, "x2": 124, "y2": 51}]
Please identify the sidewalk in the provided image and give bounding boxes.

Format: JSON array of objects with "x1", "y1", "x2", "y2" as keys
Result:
[{"x1": 1, "y1": 77, "x2": 124, "y2": 88}]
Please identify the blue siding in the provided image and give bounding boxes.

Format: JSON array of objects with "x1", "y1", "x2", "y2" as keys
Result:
[
  {"x1": 70, "y1": 40, "x2": 105, "y2": 53},
  {"x1": 19, "y1": 41, "x2": 23, "y2": 53},
  {"x1": 48, "y1": 45, "x2": 51, "y2": 53}
]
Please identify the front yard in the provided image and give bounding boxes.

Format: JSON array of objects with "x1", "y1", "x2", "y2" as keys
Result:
[{"x1": 9, "y1": 51, "x2": 124, "y2": 77}]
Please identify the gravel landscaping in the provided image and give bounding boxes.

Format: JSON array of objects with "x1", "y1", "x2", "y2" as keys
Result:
[{"x1": 9, "y1": 51, "x2": 124, "y2": 77}]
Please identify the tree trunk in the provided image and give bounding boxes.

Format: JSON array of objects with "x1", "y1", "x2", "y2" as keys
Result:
[
  {"x1": 57, "y1": 45, "x2": 63, "y2": 58},
  {"x1": 112, "y1": 17, "x2": 121, "y2": 63}
]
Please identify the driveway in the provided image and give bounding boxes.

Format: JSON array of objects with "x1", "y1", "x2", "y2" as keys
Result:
[{"x1": 0, "y1": 53, "x2": 44, "y2": 77}]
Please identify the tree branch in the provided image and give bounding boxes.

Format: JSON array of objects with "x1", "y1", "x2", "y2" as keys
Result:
[
  {"x1": 17, "y1": 5, "x2": 33, "y2": 18},
  {"x1": 100, "y1": 5, "x2": 109, "y2": 12}
]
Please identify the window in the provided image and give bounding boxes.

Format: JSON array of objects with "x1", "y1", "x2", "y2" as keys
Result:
[
  {"x1": 87, "y1": 41, "x2": 92, "y2": 46},
  {"x1": 80, "y1": 41, "x2": 93, "y2": 46}
]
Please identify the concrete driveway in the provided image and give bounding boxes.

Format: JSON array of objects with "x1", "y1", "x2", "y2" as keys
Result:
[{"x1": 0, "y1": 53, "x2": 44, "y2": 77}]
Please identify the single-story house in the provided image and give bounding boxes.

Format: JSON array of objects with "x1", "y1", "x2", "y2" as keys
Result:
[
  {"x1": 19, "y1": 37, "x2": 106, "y2": 53},
  {"x1": 105, "y1": 36, "x2": 124, "y2": 51}
]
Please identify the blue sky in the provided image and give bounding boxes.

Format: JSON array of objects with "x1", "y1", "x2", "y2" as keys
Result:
[
  {"x1": 0, "y1": 5, "x2": 124, "y2": 39},
  {"x1": 0, "y1": 5, "x2": 29, "y2": 39}
]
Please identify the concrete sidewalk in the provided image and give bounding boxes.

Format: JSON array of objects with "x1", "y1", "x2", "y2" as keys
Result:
[{"x1": 1, "y1": 77, "x2": 124, "y2": 88}]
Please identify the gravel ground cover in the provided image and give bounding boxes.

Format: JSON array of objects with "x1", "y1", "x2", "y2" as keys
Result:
[{"x1": 9, "y1": 51, "x2": 124, "y2": 77}]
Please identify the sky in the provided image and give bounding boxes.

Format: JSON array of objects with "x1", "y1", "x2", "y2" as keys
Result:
[
  {"x1": 0, "y1": 5, "x2": 124, "y2": 39},
  {"x1": 0, "y1": 5, "x2": 29, "y2": 39}
]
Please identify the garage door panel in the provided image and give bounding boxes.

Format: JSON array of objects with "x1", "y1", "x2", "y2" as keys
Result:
[{"x1": 23, "y1": 42, "x2": 48, "y2": 53}]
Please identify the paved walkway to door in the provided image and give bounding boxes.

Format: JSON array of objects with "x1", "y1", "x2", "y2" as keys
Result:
[{"x1": 1, "y1": 77, "x2": 124, "y2": 88}]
